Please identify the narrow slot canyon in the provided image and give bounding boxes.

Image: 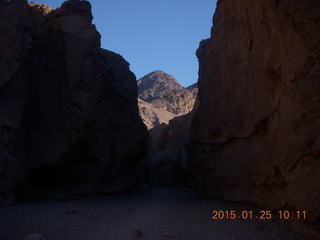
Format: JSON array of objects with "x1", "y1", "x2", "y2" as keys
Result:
[{"x1": 0, "y1": 0, "x2": 319, "y2": 239}]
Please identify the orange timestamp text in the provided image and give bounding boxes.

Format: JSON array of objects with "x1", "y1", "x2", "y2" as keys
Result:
[{"x1": 212, "y1": 210, "x2": 307, "y2": 220}]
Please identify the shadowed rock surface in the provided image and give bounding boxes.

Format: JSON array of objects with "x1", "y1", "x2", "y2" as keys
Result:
[
  {"x1": 137, "y1": 71, "x2": 197, "y2": 116},
  {"x1": 148, "y1": 111, "x2": 196, "y2": 186},
  {"x1": 147, "y1": 98, "x2": 199, "y2": 186},
  {"x1": 191, "y1": 0, "x2": 320, "y2": 236},
  {"x1": 0, "y1": 0, "x2": 148, "y2": 204}
]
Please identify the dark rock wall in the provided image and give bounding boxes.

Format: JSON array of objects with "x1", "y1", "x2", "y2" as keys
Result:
[
  {"x1": 148, "y1": 104, "x2": 197, "y2": 186},
  {"x1": 0, "y1": 0, "x2": 148, "y2": 204},
  {"x1": 0, "y1": 0, "x2": 37, "y2": 205},
  {"x1": 191, "y1": 0, "x2": 320, "y2": 227}
]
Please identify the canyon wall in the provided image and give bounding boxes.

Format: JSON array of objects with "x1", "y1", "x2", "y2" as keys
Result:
[
  {"x1": 191, "y1": 0, "x2": 320, "y2": 229},
  {"x1": 0, "y1": 0, "x2": 148, "y2": 204},
  {"x1": 148, "y1": 110, "x2": 195, "y2": 186}
]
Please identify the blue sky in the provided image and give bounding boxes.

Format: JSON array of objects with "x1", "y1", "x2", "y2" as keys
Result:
[{"x1": 28, "y1": 0, "x2": 216, "y2": 87}]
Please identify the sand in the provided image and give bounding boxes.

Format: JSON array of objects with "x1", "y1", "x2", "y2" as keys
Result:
[{"x1": 0, "y1": 186, "x2": 309, "y2": 240}]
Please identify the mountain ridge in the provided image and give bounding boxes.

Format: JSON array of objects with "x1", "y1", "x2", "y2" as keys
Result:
[{"x1": 137, "y1": 70, "x2": 197, "y2": 117}]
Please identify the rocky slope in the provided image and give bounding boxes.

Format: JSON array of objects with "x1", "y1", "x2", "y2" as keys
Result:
[
  {"x1": 137, "y1": 71, "x2": 196, "y2": 116},
  {"x1": 138, "y1": 99, "x2": 176, "y2": 130},
  {"x1": 0, "y1": 0, "x2": 148, "y2": 204},
  {"x1": 191, "y1": 0, "x2": 320, "y2": 235},
  {"x1": 186, "y1": 83, "x2": 198, "y2": 98}
]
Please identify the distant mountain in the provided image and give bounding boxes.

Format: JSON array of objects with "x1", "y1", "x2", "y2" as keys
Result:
[{"x1": 137, "y1": 71, "x2": 197, "y2": 116}]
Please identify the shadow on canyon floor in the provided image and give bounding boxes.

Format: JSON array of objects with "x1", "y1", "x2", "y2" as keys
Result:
[{"x1": 0, "y1": 186, "x2": 310, "y2": 240}]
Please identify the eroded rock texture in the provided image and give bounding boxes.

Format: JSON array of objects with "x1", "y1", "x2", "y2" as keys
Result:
[
  {"x1": 191, "y1": 0, "x2": 320, "y2": 229},
  {"x1": 0, "y1": 0, "x2": 148, "y2": 204},
  {"x1": 138, "y1": 71, "x2": 196, "y2": 116},
  {"x1": 138, "y1": 99, "x2": 176, "y2": 130}
]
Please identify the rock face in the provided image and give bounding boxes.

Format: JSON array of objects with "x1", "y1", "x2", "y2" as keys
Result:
[
  {"x1": 0, "y1": 0, "x2": 148, "y2": 204},
  {"x1": 191, "y1": 0, "x2": 320, "y2": 230},
  {"x1": 148, "y1": 109, "x2": 196, "y2": 186},
  {"x1": 137, "y1": 71, "x2": 198, "y2": 185},
  {"x1": 138, "y1": 99, "x2": 176, "y2": 130},
  {"x1": 137, "y1": 71, "x2": 196, "y2": 116}
]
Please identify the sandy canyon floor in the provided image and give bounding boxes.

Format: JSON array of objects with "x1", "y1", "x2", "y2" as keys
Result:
[{"x1": 0, "y1": 186, "x2": 309, "y2": 240}]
